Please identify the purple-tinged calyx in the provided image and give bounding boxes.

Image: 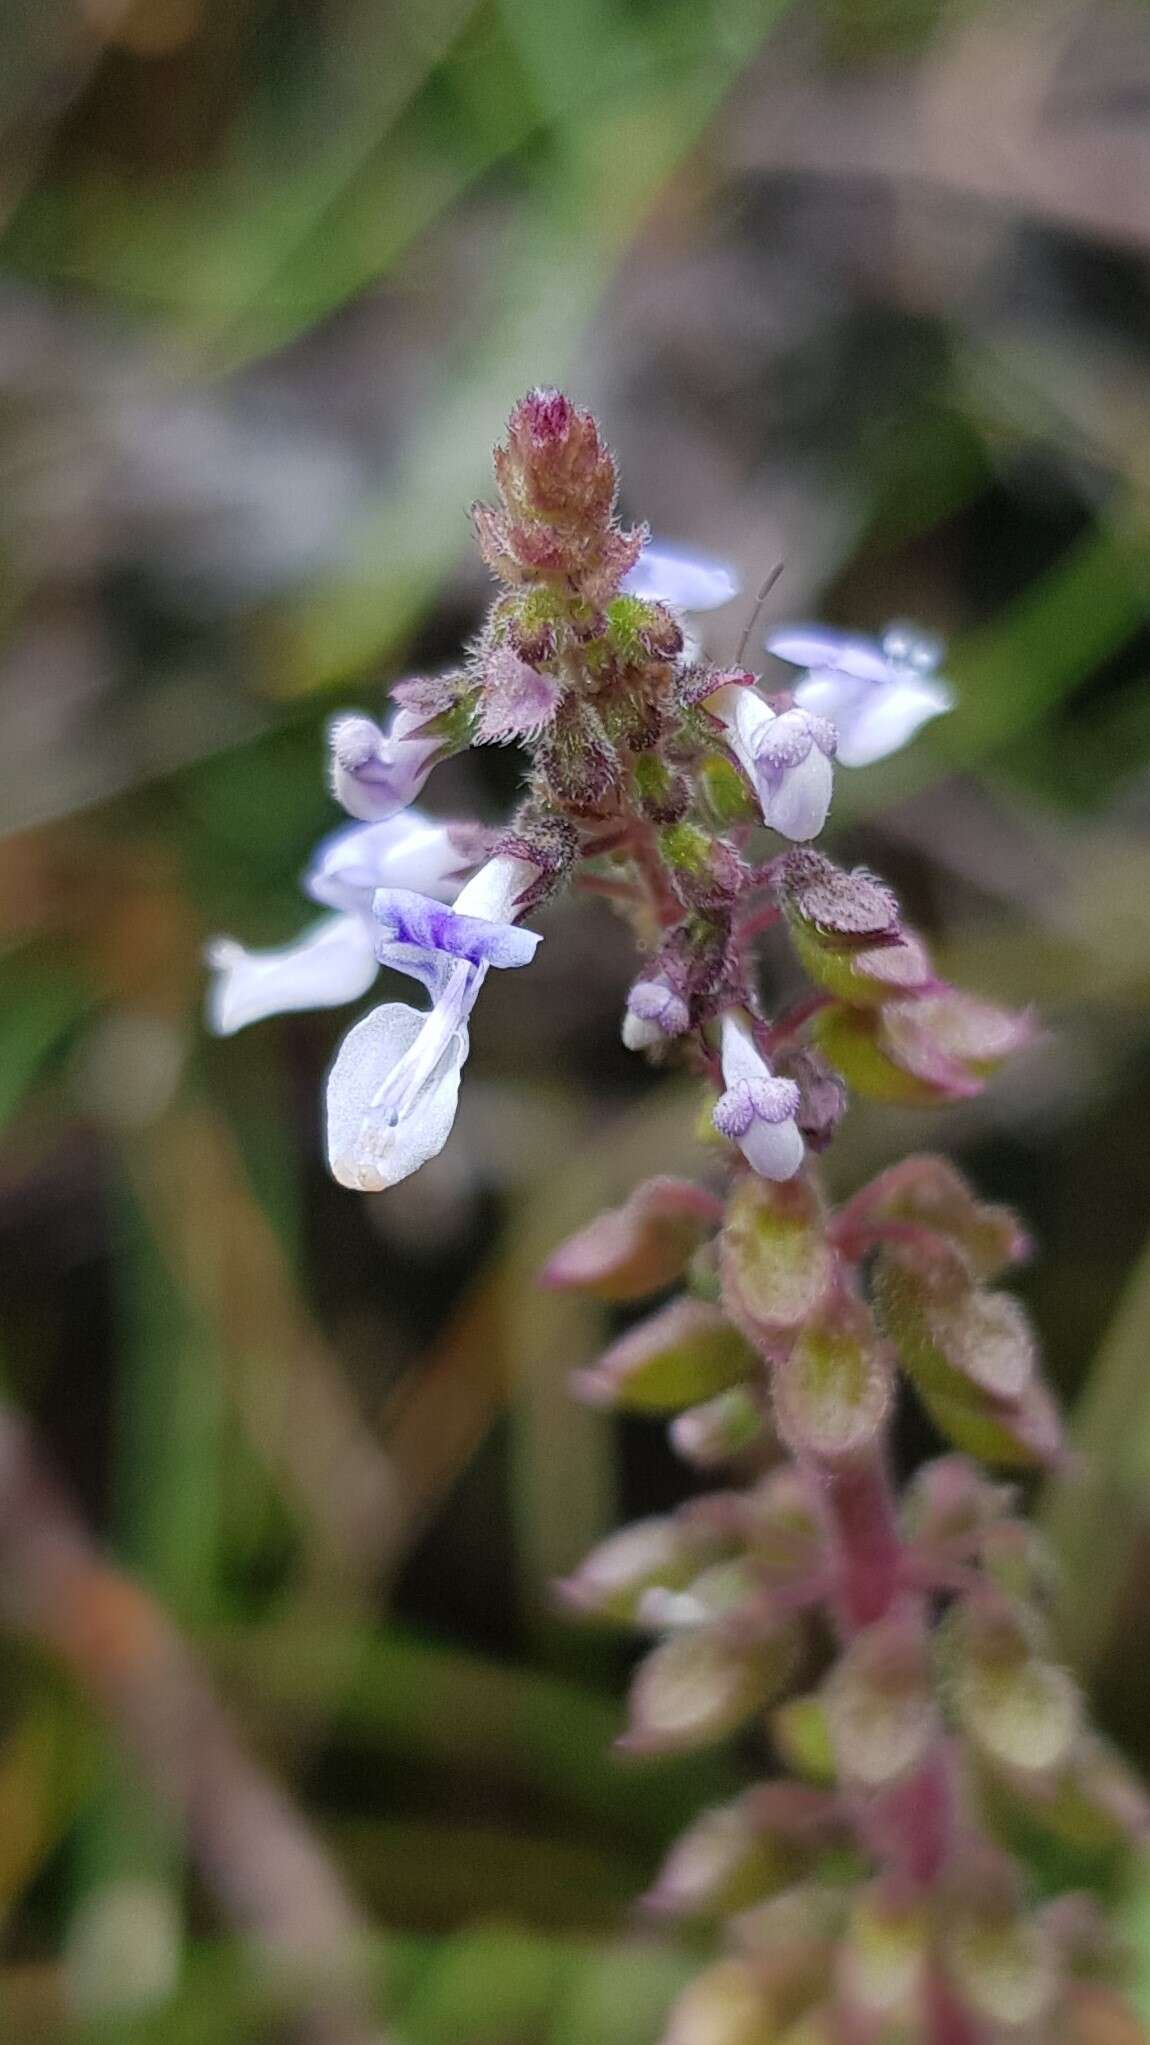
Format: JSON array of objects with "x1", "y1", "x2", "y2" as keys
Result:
[{"x1": 476, "y1": 645, "x2": 564, "y2": 743}]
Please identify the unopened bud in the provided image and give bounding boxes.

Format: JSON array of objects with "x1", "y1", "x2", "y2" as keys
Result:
[
  {"x1": 659, "y1": 1961, "x2": 776, "y2": 2045},
  {"x1": 773, "y1": 1289, "x2": 894, "y2": 1463},
  {"x1": 495, "y1": 388, "x2": 617, "y2": 529},
  {"x1": 943, "y1": 1892, "x2": 1058, "y2": 2031},
  {"x1": 720, "y1": 1174, "x2": 834, "y2": 1352},
  {"x1": 824, "y1": 1615, "x2": 937, "y2": 1788},
  {"x1": 835, "y1": 1154, "x2": 1030, "y2": 1281},
  {"x1": 543, "y1": 1177, "x2": 721, "y2": 1301},
  {"x1": 620, "y1": 1621, "x2": 798, "y2": 1756},
  {"x1": 839, "y1": 1880, "x2": 929, "y2": 2031},
  {"x1": 644, "y1": 1787, "x2": 837, "y2": 1921},
  {"x1": 671, "y1": 1387, "x2": 768, "y2": 1468},
  {"x1": 559, "y1": 1512, "x2": 732, "y2": 1623},
  {"x1": 949, "y1": 1594, "x2": 1080, "y2": 1776},
  {"x1": 572, "y1": 1297, "x2": 756, "y2": 1413},
  {"x1": 874, "y1": 1242, "x2": 1036, "y2": 1405}
]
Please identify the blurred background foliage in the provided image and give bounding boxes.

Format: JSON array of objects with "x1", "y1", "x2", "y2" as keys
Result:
[{"x1": 2, "y1": 0, "x2": 1150, "y2": 2035}]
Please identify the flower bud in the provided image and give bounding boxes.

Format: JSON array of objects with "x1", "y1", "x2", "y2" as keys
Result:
[
  {"x1": 874, "y1": 1248, "x2": 1062, "y2": 1471},
  {"x1": 943, "y1": 1888, "x2": 1058, "y2": 2031},
  {"x1": 773, "y1": 1290, "x2": 894, "y2": 1463},
  {"x1": 838, "y1": 1880, "x2": 929, "y2": 2034},
  {"x1": 558, "y1": 1512, "x2": 733, "y2": 1623},
  {"x1": 644, "y1": 1786, "x2": 837, "y2": 1921},
  {"x1": 475, "y1": 645, "x2": 563, "y2": 743},
  {"x1": 776, "y1": 850, "x2": 900, "y2": 945},
  {"x1": 493, "y1": 807, "x2": 578, "y2": 909},
  {"x1": 814, "y1": 987, "x2": 1035, "y2": 1107},
  {"x1": 671, "y1": 1387, "x2": 769, "y2": 1468},
  {"x1": 824, "y1": 1615, "x2": 938, "y2": 1789},
  {"x1": 730, "y1": 1885, "x2": 845, "y2": 2022},
  {"x1": 835, "y1": 1154, "x2": 1030, "y2": 1281},
  {"x1": 743, "y1": 1467, "x2": 825, "y2": 1588},
  {"x1": 634, "y1": 752, "x2": 691, "y2": 825},
  {"x1": 772, "y1": 1049, "x2": 846, "y2": 1155},
  {"x1": 948, "y1": 1594, "x2": 1080, "y2": 1777},
  {"x1": 495, "y1": 388, "x2": 617, "y2": 530},
  {"x1": 873, "y1": 1242, "x2": 1036, "y2": 1405},
  {"x1": 770, "y1": 1695, "x2": 836, "y2": 1785},
  {"x1": 572, "y1": 1297, "x2": 756, "y2": 1413},
  {"x1": 536, "y1": 697, "x2": 619, "y2": 810},
  {"x1": 542, "y1": 1177, "x2": 722, "y2": 1301},
  {"x1": 658, "y1": 1961, "x2": 777, "y2": 2045},
  {"x1": 901, "y1": 1455, "x2": 1013, "y2": 1553},
  {"x1": 720, "y1": 1175, "x2": 834, "y2": 1351},
  {"x1": 619, "y1": 1620, "x2": 798, "y2": 1755}
]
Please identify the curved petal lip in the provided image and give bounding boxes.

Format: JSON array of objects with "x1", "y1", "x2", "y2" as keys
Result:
[
  {"x1": 623, "y1": 546, "x2": 741, "y2": 613},
  {"x1": 826, "y1": 682, "x2": 954, "y2": 768},
  {"x1": 767, "y1": 628, "x2": 892, "y2": 684},
  {"x1": 306, "y1": 813, "x2": 462, "y2": 911},
  {"x1": 206, "y1": 914, "x2": 378, "y2": 1035}
]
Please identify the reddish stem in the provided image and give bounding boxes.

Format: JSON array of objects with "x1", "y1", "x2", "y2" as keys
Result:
[{"x1": 816, "y1": 1445, "x2": 903, "y2": 1631}]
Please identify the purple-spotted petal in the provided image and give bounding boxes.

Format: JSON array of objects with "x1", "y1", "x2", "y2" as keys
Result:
[
  {"x1": 206, "y1": 914, "x2": 378, "y2": 1035},
  {"x1": 623, "y1": 975, "x2": 691, "y2": 1050},
  {"x1": 623, "y1": 545, "x2": 740, "y2": 613}
]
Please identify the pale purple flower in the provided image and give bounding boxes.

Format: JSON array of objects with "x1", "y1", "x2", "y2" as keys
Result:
[
  {"x1": 329, "y1": 706, "x2": 444, "y2": 822},
  {"x1": 206, "y1": 810, "x2": 465, "y2": 1036},
  {"x1": 704, "y1": 681, "x2": 835, "y2": 842},
  {"x1": 622, "y1": 974, "x2": 691, "y2": 1052},
  {"x1": 767, "y1": 622, "x2": 954, "y2": 768},
  {"x1": 713, "y1": 1012, "x2": 804, "y2": 1181},
  {"x1": 325, "y1": 855, "x2": 542, "y2": 1192},
  {"x1": 622, "y1": 545, "x2": 740, "y2": 614}
]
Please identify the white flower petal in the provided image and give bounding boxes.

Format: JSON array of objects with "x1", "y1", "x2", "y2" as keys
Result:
[
  {"x1": 623, "y1": 546, "x2": 740, "y2": 613},
  {"x1": 738, "y1": 1114, "x2": 806, "y2": 1182},
  {"x1": 821, "y1": 676, "x2": 954, "y2": 768},
  {"x1": 453, "y1": 853, "x2": 541, "y2": 923},
  {"x1": 718, "y1": 1012, "x2": 804, "y2": 1182},
  {"x1": 760, "y1": 743, "x2": 834, "y2": 841},
  {"x1": 206, "y1": 915, "x2": 377, "y2": 1035},
  {"x1": 622, "y1": 1011, "x2": 665, "y2": 1051},
  {"x1": 717, "y1": 1011, "x2": 764, "y2": 1091},
  {"x1": 767, "y1": 628, "x2": 892, "y2": 684},
  {"x1": 307, "y1": 812, "x2": 462, "y2": 913},
  {"x1": 326, "y1": 1000, "x2": 467, "y2": 1192}
]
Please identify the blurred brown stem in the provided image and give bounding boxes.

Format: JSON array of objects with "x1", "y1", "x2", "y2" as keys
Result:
[{"x1": 0, "y1": 1401, "x2": 386, "y2": 2045}]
